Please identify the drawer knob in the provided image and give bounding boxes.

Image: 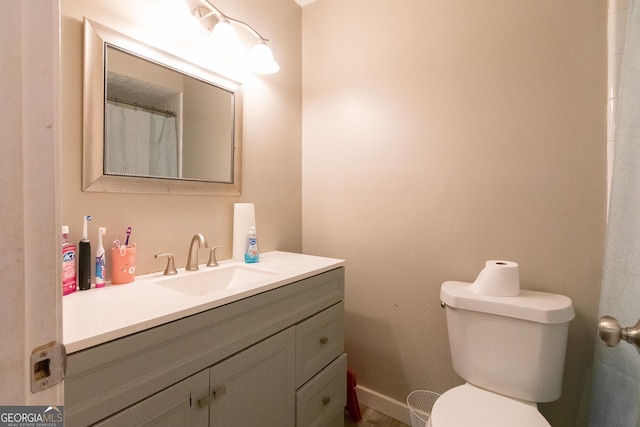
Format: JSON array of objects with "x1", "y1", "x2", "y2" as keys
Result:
[
  {"x1": 319, "y1": 336, "x2": 329, "y2": 345},
  {"x1": 197, "y1": 386, "x2": 227, "y2": 408},
  {"x1": 198, "y1": 395, "x2": 213, "y2": 409},
  {"x1": 213, "y1": 386, "x2": 227, "y2": 399},
  {"x1": 322, "y1": 395, "x2": 331, "y2": 406}
]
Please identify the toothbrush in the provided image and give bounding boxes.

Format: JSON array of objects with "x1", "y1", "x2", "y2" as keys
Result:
[
  {"x1": 124, "y1": 226, "x2": 132, "y2": 247},
  {"x1": 78, "y1": 215, "x2": 92, "y2": 291},
  {"x1": 95, "y1": 227, "x2": 106, "y2": 288}
]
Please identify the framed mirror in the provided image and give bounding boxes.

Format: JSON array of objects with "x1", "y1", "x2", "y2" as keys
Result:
[{"x1": 83, "y1": 18, "x2": 243, "y2": 195}]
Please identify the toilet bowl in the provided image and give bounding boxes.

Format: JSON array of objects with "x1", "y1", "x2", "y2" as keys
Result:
[
  {"x1": 428, "y1": 384, "x2": 550, "y2": 427},
  {"x1": 434, "y1": 273, "x2": 574, "y2": 426}
]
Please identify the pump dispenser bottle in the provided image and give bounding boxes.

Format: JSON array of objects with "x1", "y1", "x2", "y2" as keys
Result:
[
  {"x1": 78, "y1": 215, "x2": 92, "y2": 290},
  {"x1": 244, "y1": 226, "x2": 259, "y2": 263}
]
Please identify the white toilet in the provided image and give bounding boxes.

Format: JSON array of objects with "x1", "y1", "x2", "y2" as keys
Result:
[{"x1": 430, "y1": 278, "x2": 575, "y2": 426}]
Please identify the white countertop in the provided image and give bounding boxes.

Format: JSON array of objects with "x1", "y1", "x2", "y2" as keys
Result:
[{"x1": 63, "y1": 251, "x2": 345, "y2": 353}]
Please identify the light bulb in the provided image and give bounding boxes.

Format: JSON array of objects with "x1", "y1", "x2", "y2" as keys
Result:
[
  {"x1": 154, "y1": 0, "x2": 198, "y2": 37},
  {"x1": 210, "y1": 19, "x2": 246, "y2": 58},
  {"x1": 245, "y1": 41, "x2": 280, "y2": 74}
]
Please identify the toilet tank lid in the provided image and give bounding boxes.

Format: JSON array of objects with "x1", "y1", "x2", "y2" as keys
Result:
[{"x1": 440, "y1": 281, "x2": 575, "y2": 324}]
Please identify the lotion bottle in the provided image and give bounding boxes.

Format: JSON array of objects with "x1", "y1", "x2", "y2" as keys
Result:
[
  {"x1": 78, "y1": 215, "x2": 92, "y2": 290},
  {"x1": 244, "y1": 226, "x2": 259, "y2": 263},
  {"x1": 95, "y1": 227, "x2": 106, "y2": 288},
  {"x1": 61, "y1": 226, "x2": 77, "y2": 295}
]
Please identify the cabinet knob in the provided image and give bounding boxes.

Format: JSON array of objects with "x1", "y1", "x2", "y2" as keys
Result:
[
  {"x1": 198, "y1": 395, "x2": 213, "y2": 409},
  {"x1": 213, "y1": 386, "x2": 227, "y2": 398},
  {"x1": 319, "y1": 336, "x2": 329, "y2": 345},
  {"x1": 197, "y1": 386, "x2": 227, "y2": 408},
  {"x1": 322, "y1": 395, "x2": 331, "y2": 406}
]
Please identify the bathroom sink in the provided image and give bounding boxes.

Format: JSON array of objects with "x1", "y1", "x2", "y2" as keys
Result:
[{"x1": 155, "y1": 265, "x2": 281, "y2": 297}]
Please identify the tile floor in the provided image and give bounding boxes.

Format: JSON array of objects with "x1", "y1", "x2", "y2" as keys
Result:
[{"x1": 344, "y1": 405, "x2": 412, "y2": 427}]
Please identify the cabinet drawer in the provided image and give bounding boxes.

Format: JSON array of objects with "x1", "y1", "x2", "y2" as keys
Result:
[
  {"x1": 295, "y1": 302, "x2": 344, "y2": 387},
  {"x1": 296, "y1": 353, "x2": 347, "y2": 427}
]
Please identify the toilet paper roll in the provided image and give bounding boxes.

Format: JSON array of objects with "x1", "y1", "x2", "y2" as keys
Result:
[
  {"x1": 233, "y1": 203, "x2": 256, "y2": 262},
  {"x1": 469, "y1": 260, "x2": 520, "y2": 297}
]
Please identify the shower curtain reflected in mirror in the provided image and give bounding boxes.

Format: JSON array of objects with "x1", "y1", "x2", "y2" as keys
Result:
[{"x1": 105, "y1": 101, "x2": 179, "y2": 178}]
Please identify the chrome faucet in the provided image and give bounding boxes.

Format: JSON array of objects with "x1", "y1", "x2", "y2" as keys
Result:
[{"x1": 186, "y1": 234, "x2": 207, "y2": 271}]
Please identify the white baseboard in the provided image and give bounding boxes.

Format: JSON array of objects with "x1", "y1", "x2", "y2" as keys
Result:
[{"x1": 354, "y1": 385, "x2": 413, "y2": 425}]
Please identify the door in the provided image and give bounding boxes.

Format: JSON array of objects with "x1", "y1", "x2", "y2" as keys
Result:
[
  {"x1": 93, "y1": 370, "x2": 209, "y2": 427},
  {"x1": 208, "y1": 327, "x2": 296, "y2": 426},
  {"x1": 0, "y1": 0, "x2": 63, "y2": 407},
  {"x1": 588, "y1": 1, "x2": 640, "y2": 425}
]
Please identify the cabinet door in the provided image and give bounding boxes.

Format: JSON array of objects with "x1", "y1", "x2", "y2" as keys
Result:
[
  {"x1": 94, "y1": 369, "x2": 209, "y2": 427},
  {"x1": 208, "y1": 327, "x2": 296, "y2": 426}
]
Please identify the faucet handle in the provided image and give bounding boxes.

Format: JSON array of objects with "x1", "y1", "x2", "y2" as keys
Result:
[
  {"x1": 207, "y1": 246, "x2": 222, "y2": 267},
  {"x1": 155, "y1": 253, "x2": 178, "y2": 275}
]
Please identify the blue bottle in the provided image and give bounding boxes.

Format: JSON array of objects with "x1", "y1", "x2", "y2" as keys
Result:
[{"x1": 244, "y1": 226, "x2": 259, "y2": 263}]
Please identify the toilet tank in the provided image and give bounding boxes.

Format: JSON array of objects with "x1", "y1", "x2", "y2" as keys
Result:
[{"x1": 440, "y1": 281, "x2": 575, "y2": 403}]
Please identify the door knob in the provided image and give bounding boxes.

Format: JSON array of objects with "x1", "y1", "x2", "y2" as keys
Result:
[{"x1": 598, "y1": 315, "x2": 640, "y2": 353}]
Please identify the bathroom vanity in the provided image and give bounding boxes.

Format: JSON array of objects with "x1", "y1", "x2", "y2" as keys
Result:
[{"x1": 63, "y1": 252, "x2": 346, "y2": 426}]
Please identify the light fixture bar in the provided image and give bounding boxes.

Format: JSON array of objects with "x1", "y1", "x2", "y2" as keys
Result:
[
  {"x1": 196, "y1": 0, "x2": 268, "y2": 41},
  {"x1": 192, "y1": 0, "x2": 280, "y2": 74}
]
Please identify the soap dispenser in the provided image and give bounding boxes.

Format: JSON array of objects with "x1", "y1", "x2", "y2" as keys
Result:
[{"x1": 244, "y1": 226, "x2": 259, "y2": 263}]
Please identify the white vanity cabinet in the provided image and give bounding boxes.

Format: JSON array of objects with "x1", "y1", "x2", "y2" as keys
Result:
[{"x1": 65, "y1": 267, "x2": 345, "y2": 427}]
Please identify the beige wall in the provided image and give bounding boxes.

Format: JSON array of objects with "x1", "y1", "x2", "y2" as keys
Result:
[
  {"x1": 59, "y1": 0, "x2": 607, "y2": 423},
  {"x1": 60, "y1": 0, "x2": 302, "y2": 277},
  {"x1": 302, "y1": 1, "x2": 607, "y2": 425}
]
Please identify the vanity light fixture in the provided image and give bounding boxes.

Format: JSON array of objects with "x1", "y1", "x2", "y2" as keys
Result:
[
  {"x1": 192, "y1": 0, "x2": 280, "y2": 74},
  {"x1": 154, "y1": 0, "x2": 200, "y2": 37},
  {"x1": 209, "y1": 17, "x2": 246, "y2": 58}
]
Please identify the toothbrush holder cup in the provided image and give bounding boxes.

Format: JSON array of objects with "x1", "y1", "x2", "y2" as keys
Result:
[{"x1": 111, "y1": 244, "x2": 136, "y2": 284}]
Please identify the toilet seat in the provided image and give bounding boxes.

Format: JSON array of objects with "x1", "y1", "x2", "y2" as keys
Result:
[{"x1": 429, "y1": 384, "x2": 551, "y2": 427}]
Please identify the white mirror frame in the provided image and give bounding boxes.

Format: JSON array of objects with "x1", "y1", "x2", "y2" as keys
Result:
[{"x1": 83, "y1": 18, "x2": 243, "y2": 195}]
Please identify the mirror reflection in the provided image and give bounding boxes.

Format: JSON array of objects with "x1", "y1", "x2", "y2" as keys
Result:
[
  {"x1": 82, "y1": 18, "x2": 243, "y2": 195},
  {"x1": 105, "y1": 46, "x2": 234, "y2": 183}
]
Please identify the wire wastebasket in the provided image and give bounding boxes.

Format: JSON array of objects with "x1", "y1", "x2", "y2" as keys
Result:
[{"x1": 407, "y1": 390, "x2": 440, "y2": 427}]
